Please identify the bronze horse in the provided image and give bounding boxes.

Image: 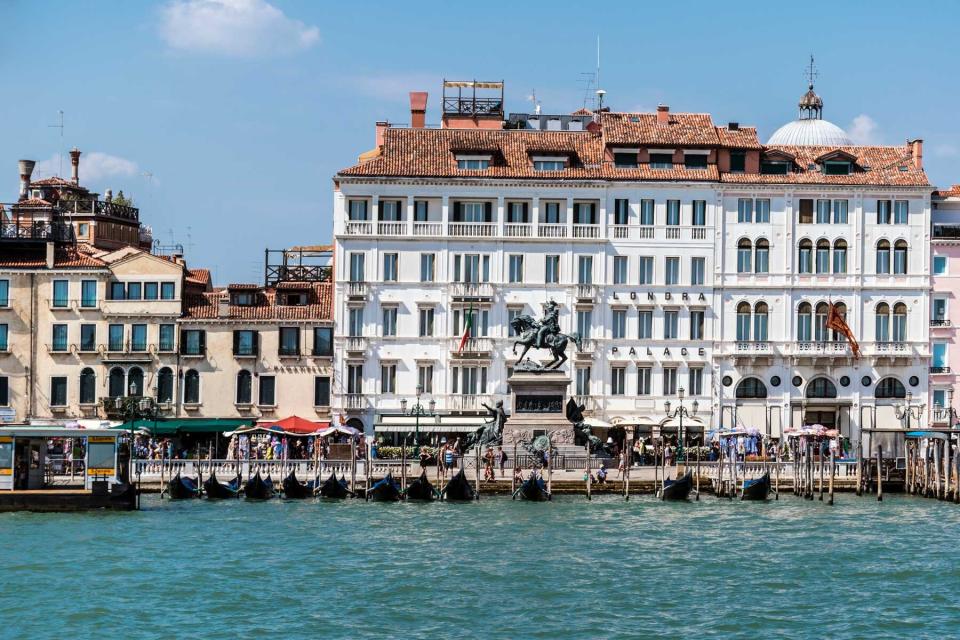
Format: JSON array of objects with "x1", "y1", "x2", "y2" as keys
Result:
[{"x1": 510, "y1": 314, "x2": 582, "y2": 370}]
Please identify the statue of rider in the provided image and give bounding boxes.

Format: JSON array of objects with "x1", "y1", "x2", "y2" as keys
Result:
[{"x1": 536, "y1": 300, "x2": 560, "y2": 349}]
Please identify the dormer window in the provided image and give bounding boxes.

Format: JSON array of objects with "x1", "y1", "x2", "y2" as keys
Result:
[
  {"x1": 823, "y1": 161, "x2": 851, "y2": 176},
  {"x1": 231, "y1": 292, "x2": 257, "y2": 306},
  {"x1": 760, "y1": 161, "x2": 790, "y2": 175},
  {"x1": 649, "y1": 151, "x2": 674, "y2": 170},
  {"x1": 281, "y1": 292, "x2": 309, "y2": 306},
  {"x1": 456, "y1": 155, "x2": 491, "y2": 170},
  {"x1": 684, "y1": 151, "x2": 709, "y2": 170},
  {"x1": 729, "y1": 151, "x2": 746, "y2": 173},
  {"x1": 532, "y1": 156, "x2": 567, "y2": 171},
  {"x1": 613, "y1": 149, "x2": 639, "y2": 168}
]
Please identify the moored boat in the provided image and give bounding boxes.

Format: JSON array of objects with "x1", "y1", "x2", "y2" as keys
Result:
[
  {"x1": 518, "y1": 472, "x2": 550, "y2": 501},
  {"x1": 405, "y1": 471, "x2": 437, "y2": 501},
  {"x1": 442, "y1": 468, "x2": 476, "y2": 501},
  {"x1": 282, "y1": 470, "x2": 316, "y2": 499},
  {"x1": 741, "y1": 472, "x2": 771, "y2": 501},
  {"x1": 166, "y1": 472, "x2": 200, "y2": 499},
  {"x1": 318, "y1": 472, "x2": 352, "y2": 499},
  {"x1": 244, "y1": 472, "x2": 275, "y2": 500},
  {"x1": 660, "y1": 471, "x2": 693, "y2": 501},
  {"x1": 368, "y1": 473, "x2": 401, "y2": 502},
  {"x1": 204, "y1": 472, "x2": 241, "y2": 499}
]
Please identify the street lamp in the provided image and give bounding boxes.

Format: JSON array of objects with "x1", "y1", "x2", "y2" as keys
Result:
[
  {"x1": 401, "y1": 383, "x2": 435, "y2": 456},
  {"x1": 896, "y1": 390, "x2": 924, "y2": 430},
  {"x1": 664, "y1": 387, "x2": 699, "y2": 462}
]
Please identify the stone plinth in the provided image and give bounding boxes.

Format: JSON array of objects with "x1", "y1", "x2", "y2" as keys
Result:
[{"x1": 503, "y1": 370, "x2": 574, "y2": 444}]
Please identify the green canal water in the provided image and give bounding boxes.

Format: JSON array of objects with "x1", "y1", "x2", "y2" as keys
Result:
[{"x1": 1, "y1": 494, "x2": 959, "y2": 639}]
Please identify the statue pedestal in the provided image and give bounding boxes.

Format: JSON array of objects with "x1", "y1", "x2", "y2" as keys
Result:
[{"x1": 504, "y1": 370, "x2": 575, "y2": 445}]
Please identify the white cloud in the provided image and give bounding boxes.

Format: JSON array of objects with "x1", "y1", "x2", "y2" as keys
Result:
[
  {"x1": 847, "y1": 114, "x2": 880, "y2": 145},
  {"x1": 159, "y1": 0, "x2": 319, "y2": 57},
  {"x1": 35, "y1": 152, "x2": 139, "y2": 182}
]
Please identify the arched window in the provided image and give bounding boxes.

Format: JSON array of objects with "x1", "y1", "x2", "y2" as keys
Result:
[
  {"x1": 736, "y1": 301, "x2": 751, "y2": 341},
  {"x1": 79, "y1": 368, "x2": 96, "y2": 405},
  {"x1": 806, "y1": 377, "x2": 838, "y2": 398},
  {"x1": 833, "y1": 239, "x2": 847, "y2": 273},
  {"x1": 892, "y1": 302, "x2": 907, "y2": 342},
  {"x1": 127, "y1": 367, "x2": 144, "y2": 397},
  {"x1": 236, "y1": 370, "x2": 252, "y2": 404},
  {"x1": 816, "y1": 239, "x2": 830, "y2": 274},
  {"x1": 875, "y1": 302, "x2": 890, "y2": 342},
  {"x1": 893, "y1": 240, "x2": 908, "y2": 275},
  {"x1": 797, "y1": 302, "x2": 812, "y2": 341},
  {"x1": 798, "y1": 240, "x2": 813, "y2": 274},
  {"x1": 108, "y1": 367, "x2": 125, "y2": 398},
  {"x1": 753, "y1": 302, "x2": 769, "y2": 341},
  {"x1": 814, "y1": 302, "x2": 829, "y2": 342},
  {"x1": 754, "y1": 239, "x2": 770, "y2": 274},
  {"x1": 876, "y1": 240, "x2": 891, "y2": 274},
  {"x1": 876, "y1": 377, "x2": 906, "y2": 399},
  {"x1": 184, "y1": 370, "x2": 200, "y2": 404},
  {"x1": 737, "y1": 239, "x2": 752, "y2": 273},
  {"x1": 832, "y1": 303, "x2": 848, "y2": 342},
  {"x1": 157, "y1": 367, "x2": 174, "y2": 404},
  {"x1": 735, "y1": 377, "x2": 768, "y2": 399}
]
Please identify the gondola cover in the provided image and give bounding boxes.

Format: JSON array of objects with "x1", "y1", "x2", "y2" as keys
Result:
[
  {"x1": 442, "y1": 468, "x2": 476, "y2": 501},
  {"x1": 167, "y1": 472, "x2": 200, "y2": 499},
  {"x1": 661, "y1": 471, "x2": 693, "y2": 501},
  {"x1": 405, "y1": 471, "x2": 436, "y2": 501},
  {"x1": 368, "y1": 473, "x2": 402, "y2": 502},
  {"x1": 741, "y1": 472, "x2": 771, "y2": 501},
  {"x1": 319, "y1": 472, "x2": 352, "y2": 499},
  {"x1": 203, "y1": 472, "x2": 241, "y2": 499},
  {"x1": 244, "y1": 472, "x2": 275, "y2": 500}
]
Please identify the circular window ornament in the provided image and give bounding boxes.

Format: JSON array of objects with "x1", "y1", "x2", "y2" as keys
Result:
[
  {"x1": 909, "y1": 376, "x2": 919, "y2": 387},
  {"x1": 839, "y1": 376, "x2": 850, "y2": 387},
  {"x1": 770, "y1": 375, "x2": 781, "y2": 387},
  {"x1": 792, "y1": 375, "x2": 803, "y2": 388},
  {"x1": 861, "y1": 376, "x2": 872, "y2": 388},
  {"x1": 722, "y1": 375, "x2": 733, "y2": 387}
]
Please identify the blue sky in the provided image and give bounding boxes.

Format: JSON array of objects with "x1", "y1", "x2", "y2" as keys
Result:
[{"x1": 1, "y1": 0, "x2": 958, "y2": 284}]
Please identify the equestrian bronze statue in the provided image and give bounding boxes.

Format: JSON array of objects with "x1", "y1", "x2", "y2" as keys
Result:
[{"x1": 510, "y1": 300, "x2": 582, "y2": 371}]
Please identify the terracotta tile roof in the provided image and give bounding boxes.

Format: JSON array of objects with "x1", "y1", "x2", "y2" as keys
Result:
[
  {"x1": 571, "y1": 107, "x2": 593, "y2": 116},
  {"x1": 12, "y1": 198, "x2": 53, "y2": 207},
  {"x1": 226, "y1": 283, "x2": 260, "y2": 290},
  {"x1": 715, "y1": 126, "x2": 763, "y2": 149},
  {"x1": 601, "y1": 112, "x2": 719, "y2": 147},
  {"x1": 722, "y1": 145, "x2": 928, "y2": 186},
  {"x1": 183, "y1": 282, "x2": 332, "y2": 321},
  {"x1": 186, "y1": 268, "x2": 211, "y2": 285},
  {"x1": 934, "y1": 184, "x2": 960, "y2": 199},
  {"x1": 30, "y1": 177, "x2": 80, "y2": 187},
  {"x1": 0, "y1": 246, "x2": 106, "y2": 269}
]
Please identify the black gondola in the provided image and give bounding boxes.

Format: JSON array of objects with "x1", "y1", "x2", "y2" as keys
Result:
[
  {"x1": 166, "y1": 472, "x2": 200, "y2": 499},
  {"x1": 660, "y1": 471, "x2": 693, "y2": 501},
  {"x1": 741, "y1": 472, "x2": 771, "y2": 501},
  {"x1": 203, "y1": 472, "x2": 241, "y2": 499},
  {"x1": 367, "y1": 473, "x2": 402, "y2": 502},
  {"x1": 405, "y1": 471, "x2": 437, "y2": 501},
  {"x1": 518, "y1": 472, "x2": 551, "y2": 501},
  {"x1": 282, "y1": 470, "x2": 317, "y2": 499},
  {"x1": 442, "y1": 468, "x2": 476, "y2": 501},
  {"x1": 244, "y1": 472, "x2": 275, "y2": 500},
  {"x1": 318, "y1": 472, "x2": 352, "y2": 499}
]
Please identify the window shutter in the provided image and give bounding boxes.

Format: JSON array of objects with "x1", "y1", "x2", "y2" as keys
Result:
[
  {"x1": 522, "y1": 202, "x2": 529, "y2": 222},
  {"x1": 453, "y1": 201, "x2": 461, "y2": 221},
  {"x1": 377, "y1": 200, "x2": 383, "y2": 221},
  {"x1": 484, "y1": 202, "x2": 492, "y2": 222},
  {"x1": 199, "y1": 330, "x2": 206, "y2": 353},
  {"x1": 396, "y1": 200, "x2": 404, "y2": 221},
  {"x1": 254, "y1": 332, "x2": 260, "y2": 356},
  {"x1": 295, "y1": 328, "x2": 301, "y2": 353},
  {"x1": 232, "y1": 330, "x2": 239, "y2": 355}
]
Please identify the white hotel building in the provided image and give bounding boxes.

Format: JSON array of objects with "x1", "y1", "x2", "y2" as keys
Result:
[{"x1": 331, "y1": 81, "x2": 932, "y2": 445}]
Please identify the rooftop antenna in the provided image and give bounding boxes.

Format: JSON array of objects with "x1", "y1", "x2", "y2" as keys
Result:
[
  {"x1": 528, "y1": 89, "x2": 541, "y2": 115},
  {"x1": 185, "y1": 226, "x2": 195, "y2": 258},
  {"x1": 48, "y1": 110, "x2": 64, "y2": 177},
  {"x1": 578, "y1": 72, "x2": 596, "y2": 109}
]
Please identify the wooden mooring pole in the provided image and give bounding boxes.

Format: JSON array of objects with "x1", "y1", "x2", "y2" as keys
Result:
[
  {"x1": 876, "y1": 444, "x2": 883, "y2": 502},
  {"x1": 775, "y1": 445, "x2": 780, "y2": 500},
  {"x1": 624, "y1": 438, "x2": 631, "y2": 501},
  {"x1": 695, "y1": 440, "x2": 701, "y2": 501},
  {"x1": 855, "y1": 438, "x2": 862, "y2": 497},
  {"x1": 401, "y1": 439, "x2": 407, "y2": 496},
  {"x1": 350, "y1": 438, "x2": 357, "y2": 494},
  {"x1": 585, "y1": 442, "x2": 591, "y2": 501},
  {"x1": 828, "y1": 448, "x2": 835, "y2": 506},
  {"x1": 474, "y1": 445, "x2": 481, "y2": 500},
  {"x1": 511, "y1": 440, "x2": 518, "y2": 496},
  {"x1": 818, "y1": 444, "x2": 825, "y2": 502}
]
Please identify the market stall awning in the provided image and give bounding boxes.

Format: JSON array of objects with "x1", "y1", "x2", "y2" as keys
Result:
[
  {"x1": 114, "y1": 418, "x2": 252, "y2": 436},
  {"x1": 374, "y1": 414, "x2": 487, "y2": 434},
  {"x1": 254, "y1": 415, "x2": 330, "y2": 435},
  {"x1": 660, "y1": 416, "x2": 705, "y2": 432},
  {"x1": 584, "y1": 417, "x2": 612, "y2": 429}
]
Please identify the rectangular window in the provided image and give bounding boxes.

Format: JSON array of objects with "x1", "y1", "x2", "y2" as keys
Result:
[
  {"x1": 159, "y1": 324, "x2": 175, "y2": 352},
  {"x1": 508, "y1": 202, "x2": 528, "y2": 223},
  {"x1": 51, "y1": 324, "x2": 68, "y2": 351},
  {"x1": 380, "y1": 364, "x2": 397, "y2": 393},
  {"x1": 349, "y1": 253, "x2": 365, "y2": 282},
  {"x1": 690, "y1": 310, "x2": 704, "y2": 340},
  {"x1": 614, "y1": 199, "x2": 630, "y2": 225},
  {"x1": 833, "y1": 199, "x2": 848, "y2": 224},
  {"x1": 418, "y1": 307, "x2": 435, "y2": 337},
  {"x1": 234, "y1": 330, "x2": 257, "y2": 356},
  {"x1": 576, "y1": 310, "x2": 592, "y2": 339},
  {"x1": 181, "y1": 329, "x2": 205, "y2": 355},
  {"x1": 684, "y1": 153, "x2": 708, "y2": 170},
  {"x1": 534, "y1": 160, "x2": 564, "y2": 171},
  {"x1": 143, "y1": 282, "x2": 158, "y2": 300},
  {"x1": 508, "y1": 255, "x2": 524, "y2": 283},
  {"x1": 126, "y1": 282, "x2": 142, "y2": 300},
  {"x1": 417, "y1": 365, "x2": 434, "y2": 394},
  {"x1": 760, "y1": 161, "x2": 789, "y2": 175},
  {"x1": 665, "y1": 257, "x2": 680, "y2": 285},
  {"x1": 738, "y1": 243, "x2": 752, "y2": 273},
  {"x1": 379, "y1": 200, "x2": 401, "y2": 221},
  {"x1": 52, "y1": 280, "x2": 69, "y2": 307},
  {"x1": 934, "y1": 255, "x2": 947, "y2": 275},
  {"x1": 754, "y1": 311, "x2": 768, "y2": 341},
  {"x1": 894, "y1": 200, "x2": 909, "y2": 224},
  {"x1": 348, "y1": 200, "x2": 368, "y2": 221},
  {"x1": 0, "y1": 280, "x2": 7, "y2": 307},
  {"x1": 80, "y1": 280, "x2": 97, "y2": 308},
  {"x1": 419, "y1": 253, "x2": 435, "y2": 282},
  {"x1": 755, "y1": 199, "x2": 770, "y2": 223},
  {"x1": 545, "y1": 255, "x2": 560, "y2": 284},
  {"x1": 457, "y1": 158, "x2": 489, "y2": 170},
  {"x1": 314, "y1": 376, "x2": 331, "y2": 406},
  {"x1": 666, "y1": 200, "x2": 680, "y2": 226},
  {"x1": 816, "y1": 199, "x2": 831, "y2": 224},
  {"x1": 614, "y1": 152, "x2": 638, "y2": 168},
  {"x1": 730, "y1": 151, "x2": 746, "y2": 173},
  {"x1": 737, "y1": 198, "x2": 753, "y2": 223},
  {"x1": 638, "y1": 311, "x2": 652, "y2": 339},
  {"x1": 50, "y1": 377, "x2": 67, "y2": 407},
  {"x1": 508, "y1": 308, "x2": 522, "y2": 337},
  {"x1": 798, "y1": 199, "x2": 814, "y2": 224},
  {"x1": 637, "y1": 367, "x2": 652, "y2": 395},
  {"x1": 0, "y1": 376, "x2": 7, "y2": 406},
  {"x1": 933, "y1": 342, "x2": 948, "y2": 368},
  {"x1": 258, "y1": 376, "x2": 276, "y2": 406},
  {"x1": 160, "y1": 282, "x2": 175, "y2": 300},
  {"x1": 613, "y1": 256, "x2": 628, "y2": 285},
  {"x1": 934, "y1": 389, "x2": 947, "y2": 408},
  {"x1": 108, "y1": 324, "x2": 124, "y2": 351},
  {"x1": 383, "y1": 253, "x2": 398, "y2": 282},
  {"x1": 612, "y1": 309, "x2": 627, "y2": 339},
  {"x1": 414, "y1": 200, "x2": 429, "y2": 222},
  {"x1": 347, "y1": 365, "x2": 363, "y2": 394},
  {"x1": 576, "y1": 366, "x2": 591, "y2": 395},
  {"x1": 689, "y1": 367, "x2": 704, "y2": 396},
  {"x1": 0, "y1": 324, "x2": 7, "y2": 351},
  {"x1": 692, "y1": 200, "x2": 706, "y2": 226},
  {"x1": 663, "y1": 311, "x2": 678, "y2": 339},
  {"x1": 577, "y1": 256, "x2": 593, "y2": 285},
  {"x1": 833, "y1": 245, "x2": 847, "y2": 274},
  {"x1": 130, "y1": 324, "x2": 147, "y2": 351},
  {"x1": 649, "y1": 153, "x2": 673, "y2": 169},
  {"x1": 348, "y1": 308, "x2": 363, "y2": 337},
  {"x1": 611, "y1": 367, "x2": 626, "y2": 395},
  {"x1": 877, "y1": 200, "x2": 892, "y2": 225},
  {"x1": 279, "y1": 327, "x2": 300, "y2": 355},
  {"x1": 382, "y1": 307, "x2": 398, "y2": 337},
  {"x1": 80, "y1": 324, "x2": 96, "y2": 352},
  {"x1": 638, "y1": 257, "x2": 654, "y2": 285},
  {"x1": 690, "y1": 257, "x2": 705, "y2": 285},
  {"x1": 542, "y1": 202, "x2": 561, "y2": 224},
  {"x1": 663, "y1": 368, "x2": 678, "y2": 396},
  {"x1": 574, "y1": 202, "x2": 595, "y2": 225},
  {"x1": 640, "y1": 199, "x2": 655, "y2": 225},
  {"x1": 312, "y1": 327, "x2": 333, "y2": 356}
]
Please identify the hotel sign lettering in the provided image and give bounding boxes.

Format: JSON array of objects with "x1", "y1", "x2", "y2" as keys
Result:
[
  {"x1": 612, "y1": 291, "x2": 709, "y2": 303},
  {"x1": 516, "y1": 395, "x2": 564, "y2": 414}
]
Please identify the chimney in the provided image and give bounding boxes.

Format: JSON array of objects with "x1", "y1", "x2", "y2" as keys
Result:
[
  {"x1": 656, "y1": 104, "x2": 670, "y2": 124},
  {"x1": 910, "y1": 139, "x2": 923, "y2": 170},
  {"x1": 18, "y1": 159, "x2": 35, "y2": 200},
  {"x1": 375, "y1": 121, "x2": 389, "y2": 148},
  {"x1": 728, "y1": 122, "x2": 739, "y2": 131},
  {"x1": 45, "y1": 242, "x2": 55, "y2": 269},
  {"x1": 218, "y1": 296, "x2": 230, "y2": 318},
  {"x1": 69, "y1": 148, "x2": 81, "y2": 184},
  {"x1": 409, "y1": 91, "x2": 428, "y2": 129}
]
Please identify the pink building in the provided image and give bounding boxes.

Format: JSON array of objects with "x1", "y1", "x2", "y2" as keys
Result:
[{"x1": 930, "y1": 185, "x2": 960, "y2": 426}]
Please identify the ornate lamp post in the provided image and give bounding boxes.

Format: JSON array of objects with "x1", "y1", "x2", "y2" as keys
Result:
[
  {"x1": 400, "y1": 384, "x2": 435, "y2": 456},
  {"x1": 896, "y1": 390, "x2": 924, "y2": 430},
  {"x1": 664, "y1": 387, "x2": 699, "y2": 462},
  {"x1": 112, "y1": 384, "x2": 159, "y2": 481}
]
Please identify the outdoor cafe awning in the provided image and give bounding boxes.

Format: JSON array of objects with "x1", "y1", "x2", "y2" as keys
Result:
[
  {"x1": 374, "y1": 414, "x2": 487, "y2": 434},
  {"x1": 114, "y1": 418, "x2": 252, "y2": 436}
]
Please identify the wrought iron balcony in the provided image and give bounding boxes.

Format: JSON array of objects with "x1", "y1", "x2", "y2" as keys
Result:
[
  {"x1": 930, "y1": 366, "x2": 952, "y2": 374},
  {"x1": 931, "y1": 319, "x2": 952, "y2": 327}
]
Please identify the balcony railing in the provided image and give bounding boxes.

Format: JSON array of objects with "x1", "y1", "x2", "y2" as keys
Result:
[
  {"x1": 450, "y1": 337, "x2": 493, "y2": 354},
  {"x1": 447, "y1": 394, "x2": 492, "y2": 412},
  {"x1": 504, "y1": 223, "x2": 532, "y2": 238},
  {"x1": 665, "y1": 226, "x2": 681, "y2": 239},
  {"x1": 538, "y1": 223, "x2": 567, "y2": 238},
  {"x1": 59, "y1": 199, "x2": 139, "y2": 222},
  {"x1": 931, "y1": 319, "x2": 952, "y2": 327},
  {"x1": 448, "y1": 222, "x2": 495, "y2": 237},
  {"x1": 0, "y1": 220, "x2": 73, "y2": 243},
  {"x1": 347, "y1": 281, "x2": 367, "y2": 299},
  {"x1": 377, "y1": 221, "x2": 406, "y2": 236},
  {"x1": 572, "y1": 224, "x2": 601, "y2": 239},
  {"x1": 450, "y1": 282, "x2": 494, "y2": 299},
  {"x1": 345, "y1": 337, "x2": 366, "y2": 353},
  {"x1": 933, "y1": 224, "x2": 960, "y2": 239},
  {"x1": 736, "y1": 341, "x2": 771, "y2": 353},
  {"x1": 575, "y1": 284, "x2": 598, "y2": 302},
  {"x1": 345, "y1": 221, "x2": 372, "y2": 235},
  {"x1": 344, "y1": 393, "x2": 365, "y2": 410},
  {"x1": 795, "y1": 341, "x2": 848, "y2": 355},
  {"x1": 931, "y1": 407, "x2": 955, "y2": 425},
  {"x1": 930, "y1": 366, "x2": 952, "y2": 374},
  {"x1": 875, "y1": 341, "x2": 908, "y2": 353},
  {"x1": 413, "y1": 222, "x2": 442, "y2": 236}
]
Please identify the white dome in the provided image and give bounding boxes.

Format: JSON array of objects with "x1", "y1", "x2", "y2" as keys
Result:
[{"x1": 767, "y1": 118, "x2": 852, "y2": 146}]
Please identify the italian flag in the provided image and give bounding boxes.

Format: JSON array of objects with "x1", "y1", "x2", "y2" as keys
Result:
[{"x1": 458, "y1": 304, "x2": 474, "y2": 353}]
